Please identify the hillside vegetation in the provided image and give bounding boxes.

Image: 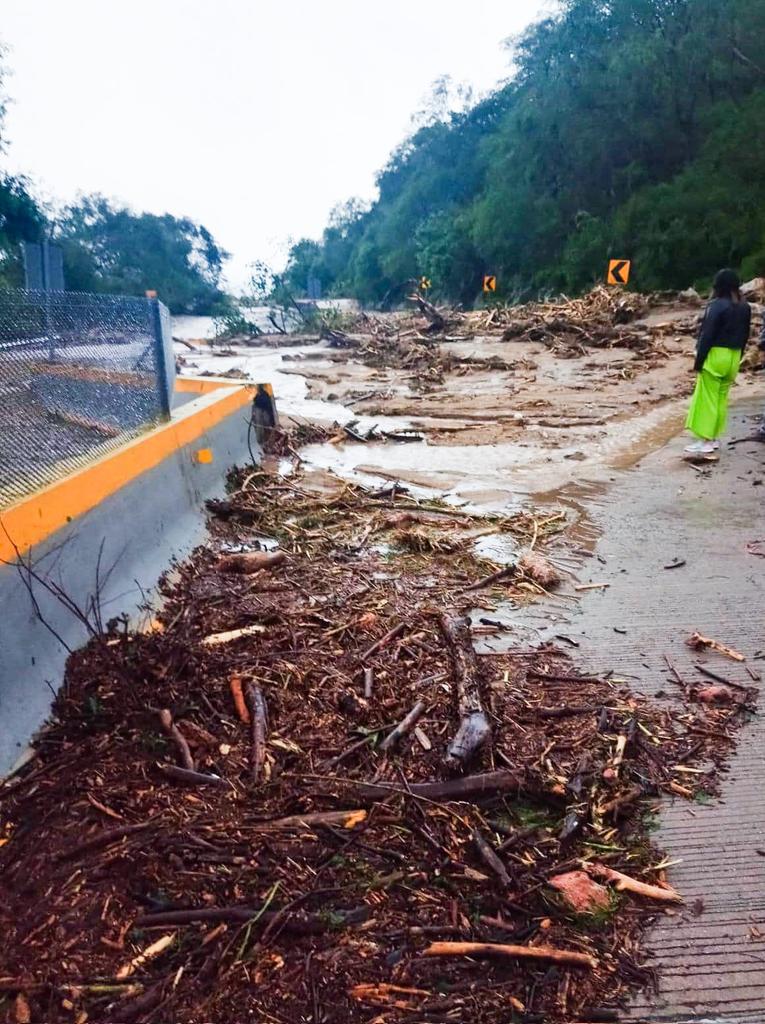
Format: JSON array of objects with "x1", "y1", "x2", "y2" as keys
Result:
[{"x1": 283, "y1": 0, "x2": 765, "y2": 305}]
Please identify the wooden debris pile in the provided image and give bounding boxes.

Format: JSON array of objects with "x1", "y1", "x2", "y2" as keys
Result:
[
  {"x1": 326, "y1": 287, "x2": 682, "y2": 372},
  {"x1": 0, "y1": 467, "x2": 753, "y2": 1024},
  {"x1": 476, "y1": 288, "x2": 657, "y2": 356}
]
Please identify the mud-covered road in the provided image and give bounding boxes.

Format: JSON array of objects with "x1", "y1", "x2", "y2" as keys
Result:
[{"x1": 175, "y1": 299, "x2": 764, "y2": 508}]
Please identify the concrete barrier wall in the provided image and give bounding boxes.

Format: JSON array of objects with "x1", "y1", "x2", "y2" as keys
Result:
[{"x1": 0, "y1": 379, "x2": 269, "y2": 775}]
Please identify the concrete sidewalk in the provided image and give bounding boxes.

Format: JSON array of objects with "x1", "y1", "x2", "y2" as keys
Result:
[{"x1": 540, "y1": 403, "x2": 765, "y2": 1022}]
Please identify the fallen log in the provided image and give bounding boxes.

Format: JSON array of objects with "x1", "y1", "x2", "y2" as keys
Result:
[
  {"x1": 356, "y1": 769, "x2": 523, "y2": 803},
  {"x1": 157, "y1": 709, "x2": 195, "y2": 772},
  {"x1": 423, "y1": 940, "x2": 596, "y2": 969},
  {"x1": 413, "y1": 294, "x2": 446, "y2": 331},
  {"x1": 585, "y1": 863, "x2": 682, "y2": 903},
  {"x1": 439, "y1": 613, "x2": 491, "y2": 767},
  {"x1": 380, "y1": 700, "x2": 426, "y2": 752},
  {"x1": 244, "y1": 682, "x2": 268, "y2": 780}
]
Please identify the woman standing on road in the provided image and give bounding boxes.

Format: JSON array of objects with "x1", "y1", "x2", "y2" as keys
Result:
[{"x1": 684, "y1": 268, "x2": 751, "y2": 456}]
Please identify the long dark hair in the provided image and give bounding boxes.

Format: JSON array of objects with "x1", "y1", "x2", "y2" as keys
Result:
[{"x1": 712, "y1": 268, "x2": 741, "y2": 301}]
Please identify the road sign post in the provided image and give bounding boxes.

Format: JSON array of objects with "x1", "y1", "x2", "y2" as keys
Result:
[{"x1": 483, "y1": 275, "x2": 497, "y2": 293}]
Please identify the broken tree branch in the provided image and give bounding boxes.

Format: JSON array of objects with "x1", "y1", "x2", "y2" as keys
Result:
[
  {"x1": 472, "y1": 830, "x2": 512, "y2": 887},
  {"x1": 380, "y1": 701, "x2": 426, "y2": 752},
  {"x1": 59, "y1": 820, "x2": 158, "y2": 861},
  {"x1": 158, "y1": 709, "x2": 195, "y2": 772},
  {"x1": 356, "y1": 769, "x2": 523, "y2": 803},
  {"x1": 461, "y1": 566, "x2": 515, "y2": 594},
  {"x1": 439, "y1": 613, "x2": 491, "y2": 767},
  {"x1": 687, "y1": 631, "x2": 745, "y2": 662},
  {"x1": 423, "y1": 941, "x2": 596, "y2": 969},
  {"x1": 585, "y1": 863, "x2": 682, "y2": 903},
  {"x1": 361, "y1": 622, "x2": 405, "y2": 661},
  {"x1": 244, "y1": 682, "x2": 268, "y2": 780}
]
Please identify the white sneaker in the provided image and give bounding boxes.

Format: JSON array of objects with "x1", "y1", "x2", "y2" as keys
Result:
[{"x1": 684, "y1": 440, "x2": 716, "y2": 455}]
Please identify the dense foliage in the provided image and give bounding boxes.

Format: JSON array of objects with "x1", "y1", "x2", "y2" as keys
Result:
[
  {"x1": 56, "y1": 197, "x2": 229, "y2": 314},
  {"x1": 0, "y1": 47, "x2": 228, "y2": 312},
  {"x1": 284, "y1": 0, "x2": 765, "y2": 305}
]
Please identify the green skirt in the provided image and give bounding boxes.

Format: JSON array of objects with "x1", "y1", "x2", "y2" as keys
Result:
[{"x1": 685, "y1": 346, "x2": 741, "y2": 440}]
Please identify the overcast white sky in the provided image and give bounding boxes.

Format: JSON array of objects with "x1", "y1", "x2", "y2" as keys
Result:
[{"x1": 1, "y1": 1, "x2": 547, "y2": 288}]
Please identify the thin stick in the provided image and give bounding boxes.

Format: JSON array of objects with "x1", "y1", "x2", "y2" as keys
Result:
[
  {"x1": 361, "y1": 622, "x2": 405, "y2": 661},
  {"x1": 59, "y1": 820, "x2": 158, "y2": 861},
  {"x1": 156, "y1": 764, "x2": 230, "y2": 788},
  {"x1": 694, "y1": 663, "x2": 750, "y2": 693},
  {"x1": 423, "y1": 941, "x2": 596, "y2": 969},
  {"x1": 158, "y1": 709, "x2": 195, "y2": 771},
  {"x1": 244, "y1": 682, "x2": 268, "y2": 780},
  {"x1": 380, "y1": 701, "x2": 426, "y2": 752},
  {"x1": 462, "y1": 566, "x2": 515, "y2": 594},
  {"x1": 663, "y1": 655, "x2": 685, "y2": 687}
]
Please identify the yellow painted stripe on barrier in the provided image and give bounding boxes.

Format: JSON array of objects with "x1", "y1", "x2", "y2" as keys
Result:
[
  {"x1": 175, "y1": 377, "x2": 274, "y2": 397},
  {"x1": 0, "y1": 384, "x2": 254, "y2": 563},
  {"x1": 175, "y1": 377, "x2": 230, "y2": 394}
]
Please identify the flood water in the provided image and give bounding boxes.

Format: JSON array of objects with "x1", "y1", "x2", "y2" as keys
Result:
[{"x1": 171, "y1": 315, "x2": 760, "y2": 515}]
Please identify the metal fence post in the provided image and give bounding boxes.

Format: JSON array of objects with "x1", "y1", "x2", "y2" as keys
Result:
[
  {"x1": 148, "y1": 296, "x2": 172, "y2": 419},
  {"x1": 43, "y1": 240, "x2": 55, "y2": 362}
]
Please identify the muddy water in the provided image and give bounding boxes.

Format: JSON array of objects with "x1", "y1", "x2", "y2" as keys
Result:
[{"x1": 173, "y1": 318, "x2": 763, "y2": 514}]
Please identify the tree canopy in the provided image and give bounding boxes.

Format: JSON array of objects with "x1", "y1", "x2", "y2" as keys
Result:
[
  {"x1": 0, "y1": 47, "x2": 46, "y2": 288},
  {"x1": 56, "y1": 196, "x2": 229, "y2": 314},
  {"x1": 285, "y1": 0, "x2": 765, "y2": 304}
]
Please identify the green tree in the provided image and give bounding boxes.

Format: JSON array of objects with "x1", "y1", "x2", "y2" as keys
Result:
[
  {"x1": 285, "y1": 0, "x2": 765, "y2": 304},
  {"x1": 0, "y1": 45, "x2": 47, "y2": 287},
  {"x1": 56, "y1": 196, "x2": 229, "y2": 313}
]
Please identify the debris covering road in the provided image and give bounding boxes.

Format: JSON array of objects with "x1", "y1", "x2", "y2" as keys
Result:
[
  {"x1": 181, "y1": 287, "x2": 765, "y2": 504},
  {"x1": 0, "y1": 450, "x2": 757, "y2": 1024}
]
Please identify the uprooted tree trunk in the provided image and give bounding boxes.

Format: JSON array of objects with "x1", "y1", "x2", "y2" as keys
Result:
[
  {"x1": 413, "y1": 294, "x2": 446, "y2": 332},
  {"x1": 438, "y1": 613, "x2": 491, "y2": 768}
]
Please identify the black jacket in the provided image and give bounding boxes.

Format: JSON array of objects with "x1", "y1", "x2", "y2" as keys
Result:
[{"x1": 695, "y1": 297, "x2": 751, "y2": 372}]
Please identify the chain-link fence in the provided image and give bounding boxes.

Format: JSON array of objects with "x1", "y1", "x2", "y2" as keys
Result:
[{"x1": 0, "y1": 289, "x2": 174, "y2": 509}]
